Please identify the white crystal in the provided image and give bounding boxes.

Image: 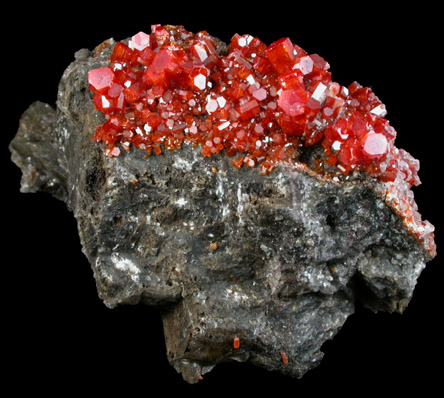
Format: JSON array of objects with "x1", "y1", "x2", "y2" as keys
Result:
[
  {"x1": 194, "y1": 73, "x2": 207, "y2": 90},
  {"x1": 130, "y1": 31, "x2": 151, "y2": 51},
  {"x1": 217, "y1": 96, "x2": 227, "y2": 108},
  {"x1": 218, "y1": 121, "x2": 230, "y2": 130},
  {"x1": 194, "y1": 43, "x2": 208, "y2": 62},
  {"x1": 311, "y1": 82, "x2": 327, "y2": 101},
  {"x1": 101, "y1": 96, "x2": 110, "y2": 108},
  {"x1": 238, "y1": 37, "x2": 247, "y2": 47},
  {"x1": 206, "y1": 98, "x2": 219, "y2": 113},
  {"x1": 332, "y1": 141, "x2": 342, "y2": 151},
  {"x1": 246, "y1": 75, "x2": 256, "y2": 85},
  {"x1": 370, "y1": 104, "x2": 387, "y2": 117}
]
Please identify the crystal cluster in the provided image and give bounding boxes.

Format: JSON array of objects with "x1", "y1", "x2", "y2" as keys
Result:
[
  {"x1": 87, "y1": 25, "x2": 419, "y2": 184},
  {"x1": 87, "y1": 25, "x2": 436, "y2": 257}
]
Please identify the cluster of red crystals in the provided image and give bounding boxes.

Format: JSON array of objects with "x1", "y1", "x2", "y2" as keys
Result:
[{"x1": 87, "y1": 25, "x2": 420, "y2": 186}]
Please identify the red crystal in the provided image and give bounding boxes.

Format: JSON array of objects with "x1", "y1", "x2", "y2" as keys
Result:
[
  {"x1": 278, "y1": 88, "x2": 308, "y2": 117},
  {"x1": 237, "y1": 99, "x2": 260, "y2": 120},
  {"x1": 88, "y1": 67, "x2": 114, "y2": 91},
  {"x1": 143, "y1": 47, "x2": 182, "y2": 86},
  {"x1": 339, "y1": 139, "x2": 362, "y2": 167},
  {"x1": 265, "y1": 37, "x2": 296, "y2": 74},
  {"x1": 110, "y1": 42, "x2": 134, "y2": 64}
]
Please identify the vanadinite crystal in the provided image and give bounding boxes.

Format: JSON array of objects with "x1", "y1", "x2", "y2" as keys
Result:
[
  {"x1": 10, "y1": 23, "x2": 438, "y2": 385},
  {"x1": 88, "y1": 24, "x2": 436, "y2": 256}
]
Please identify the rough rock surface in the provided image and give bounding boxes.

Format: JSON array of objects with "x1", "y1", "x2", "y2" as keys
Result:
[{"x1": 9, "y1": 38, "x2": 435, "y2": 384}]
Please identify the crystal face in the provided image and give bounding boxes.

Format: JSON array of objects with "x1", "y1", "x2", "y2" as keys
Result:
[{"x1": 87, "y1": 24, "x2": 435, "y2": 256}]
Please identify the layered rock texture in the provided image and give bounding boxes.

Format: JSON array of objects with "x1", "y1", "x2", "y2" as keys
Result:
[{"x1": 9, "y1": 25, "x2": 436, "y2": 383}]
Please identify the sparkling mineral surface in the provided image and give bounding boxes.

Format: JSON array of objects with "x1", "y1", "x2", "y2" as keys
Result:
[{"x1": 9, "y1": 24, "x2": 437, "y2": 384}]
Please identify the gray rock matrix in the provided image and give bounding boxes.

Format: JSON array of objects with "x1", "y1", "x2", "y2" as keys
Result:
[{"x1": 9, "y1": 38, "x2": 435, "y2": 383}]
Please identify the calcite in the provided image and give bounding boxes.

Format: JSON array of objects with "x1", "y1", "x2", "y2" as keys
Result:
[{"x1": 9, "y1": 24, "x2": 436, "y2": 384}]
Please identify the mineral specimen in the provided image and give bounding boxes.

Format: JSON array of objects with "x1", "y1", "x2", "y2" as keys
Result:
[{"x1": 9, "y1": 24, "x2": 436, "y2": 384}]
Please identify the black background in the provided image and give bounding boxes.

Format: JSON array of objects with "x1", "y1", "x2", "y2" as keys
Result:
[{"x1": 3, "y1": 3, "x2": 442, "y2": 395}]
